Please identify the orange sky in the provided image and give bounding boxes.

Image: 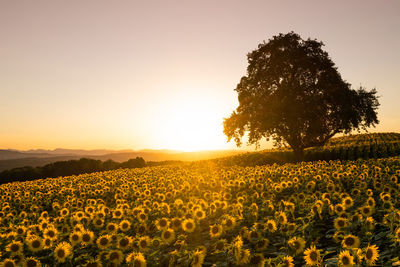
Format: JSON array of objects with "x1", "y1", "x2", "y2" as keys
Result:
[{"x1": 1, "y1": 1, "x2": 399, "y2": 151}]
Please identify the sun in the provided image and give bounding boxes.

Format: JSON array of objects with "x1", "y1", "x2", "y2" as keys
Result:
[{"x1": 152, "y1": 91, "x2": 229, "y2": 152}]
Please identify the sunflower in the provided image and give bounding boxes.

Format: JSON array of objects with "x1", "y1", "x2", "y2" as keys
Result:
[
  {"x1": 112, "y1": 208, "x2": 124, "y2": 219},
  {"x1": 54, "y1": 242, "x2": 72, "y2": 263},
  {"x1": 360, "y1": 206, "x2": 374, "y2": 217},
  {"x1": 222, "y1": 216, "x2": 236, "y2": 231},
  {"x1": 92, "y1": 218, "x2": 104, "y2": 229},
  {"x1": 338, "y1": 250, "x2": 354, "y2": 267},
  {"x1": 6, "y1": 241, "x2": 23, "y2": 255},
  {"x1": 26, "y1": 235, "x2": 43, "y2": 252},
  {"x1": 69, "y1": 231, "x2": 82, "y2": 246},
  {"x1": 335, "y1": 204, "x2": 346, "y2": 215},
  {"x1": 107, "y1": 250, "x2": 124, "y2": 265},
  {"x1": 334, "y1": 217, "x2": 349, "y2": 230},
  {"x1": 342, "y1": 197, "x2": 353, "y2": 209},
  {"x1": 288, "y1": 236, "x2": 306, "y2": 255},
  {"x1": 161, "y1": 228, "x2": 175, "y2": 244},
  {"x1": 138, "y1": 236, "x2": 150, "y2": 251},
  {"x1": 15, "y1": 226, "x2": 26, "y2": 236},
  {"x1": 42, "y1": 237, "x2": 53, "y2": 249},
  {"x1": 191, "y1": 249, "x2": 206, "y2": 267},
  {"x1": 137, "y1": 212, "x2": 148, "y2": 223},
  {"x1": 209, "y1": 225, "x2": 223, "y2": 238},
  {"x1": 236, "y1": 249, "x2": 250, "y2": 265},
  {"x1": 117, "y1": 236, "x2": 132, "y2": 250},
  {"x1": 265, "y1": 219, "x2": 277, "y2": 232},
  {"x1": 1, "y1": 259, "x2": 16, "y2": 267},
  {"x1": 366, "y1": 197, "x2": 375, "y2": 207},
  {"x1": 182, "y1": 219, "x2": 196, "y2": 233},
  {"x1": 364, "y1": 244, "x2": 379, "y2": 266},
  {"x1": 23, "y1": 257, "x2": 41, "y2": 267},
  {"x1": 43, "y1": 226, "x2": 58, "y2": 241},
  {"x1": 117, "y1": 219, "x2": 130, "y2": 232},
  {"x1": 126, "y1": 252, "x2": 146, "y2": 267},
  {"x1": 304, "y1": 245, "x2": 321, "y2": 266},
  {"x1": 342, "y1": 235, "x2": 360, "y2": 249},
  {"x1": 364, "y1": 217, "x2": 375, "y2": 231},
  {"x1": 59, "y1": 208, "x2": 69, "y2": 217},
  {"x1": 156, "y1": 218, "x2": 169, "y2": 231},
  {"x1": 96, "y1": 235, "x2": 111, "y2": 250},
  {"x1": 277, "y1": 211, "x2": 287, "y2": 225},
  {"x1": 106, "y1": 223, "x2": 118, "y2": 233},
  {"x1": 193, "y1": 209, "x2": 206, "y2": 220},
  {"x1": 81, "y1": 230, "x2": 95, "y2": 246},
  {"x1": 281, "y1": 256, "x2": 294, "y2": 267}
]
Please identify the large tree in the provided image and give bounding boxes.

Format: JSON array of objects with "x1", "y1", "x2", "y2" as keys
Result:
[{"x1": 223, "y1": 32, "x2": 379, "y2": 160}]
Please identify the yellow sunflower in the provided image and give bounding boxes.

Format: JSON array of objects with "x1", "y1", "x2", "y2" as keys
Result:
[
  {"x1": 69, "y1": 231, "x2": 82, "y2": 246},
  {"x1": 138, "y1": 236, "x2": 150, "y2": 251},
  {"x1": 222, "y1": 216, "x2": 236, "y2": 231},
  {"x1": 364, "y1": 244, "x2": 379, "y2": 266},
  {"x1": 81, "y1": 230, "x2": 95, "y2": 246},
  {"x1": 304, "y1": 245, "x2": 321, "y2": 266},
  {"x1": 281, "y1": 255, "x2": 294, "y2": 267},
  {"x1": 119, "y1": 220, "x2": 131, "y2": 232},
  {"x1": 0, "y1": 259, "x2": 16, "y2": 267},
  {"x1": 265, "y1": 219, "x2": 277, "y2": 232},
  {"x1": 6, "y1": 241, "x2": 23, "y2": 255},
  {"x1": 26, "y1": 235, "x2": 43, "y2": 253},
  {"x1": 342, "y1": 235, "x2": 360, "y2": 249},
  {"x1": 334, "y1": 217, "x2": 349, "y2": 230},
  {"x1": 126, "y1": 252, "x2": 146, "y2": 267},
  {"x1": 96, "y1": 235, "x2": 111, "y2": 250},
  {"x1": 209, "y1": 225, "x2": 223, "y2": 238},
  {"x1": 23, "y1": 257, "x2": 42, "y2": 267},
  {"x1": 117, "y1": 235, "x2": 132, "y2": 251},
  {"x1": 338, "y1": 250, "x2": 354, "y2": 267},
  {"x1": 191, "y1": 249, "x2": 206, "y2": 267},
  {"x1": 54, "y1": 242, "x2": 72, "y2": 263},
  {"x1": 288, "y1": 236, "x2": 306, "y2": 255},
  {"x1": 182, "y1": 219, "x2": 196, "y2": 233},
  {"x1": 161, "y1": 228, "x2": 175, "y2": 244},
  {"x1": 107, "y1": 250, "x2": 123, "y2": 265}
]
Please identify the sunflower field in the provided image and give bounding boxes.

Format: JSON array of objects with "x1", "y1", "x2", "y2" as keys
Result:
[{"x1": 1, "y1": 155, "x2": 400, "y2": 266}]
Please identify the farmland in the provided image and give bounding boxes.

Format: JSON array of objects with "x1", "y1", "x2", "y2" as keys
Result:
[{"x1": 1, "y1": 141, "x2": 400, "y2": 266}]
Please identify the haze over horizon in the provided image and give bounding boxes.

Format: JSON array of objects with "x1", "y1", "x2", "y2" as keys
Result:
[{"x1": 1, "y1": 0, "x2": 399, "y2": 151}]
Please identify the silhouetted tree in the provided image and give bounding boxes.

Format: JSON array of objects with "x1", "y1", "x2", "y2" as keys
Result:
[{"x1": 223, "y1": 32, "x2": 380, "y2": 160}]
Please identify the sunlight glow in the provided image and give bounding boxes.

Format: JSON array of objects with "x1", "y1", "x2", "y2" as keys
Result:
[{"x1": 153, "y1": 91, "x2": 228, "y2": 152}]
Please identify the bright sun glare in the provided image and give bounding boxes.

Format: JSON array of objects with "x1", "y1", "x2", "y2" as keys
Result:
[{"x1": 154, "y1": 92, "x2": 228, "y2": 152}]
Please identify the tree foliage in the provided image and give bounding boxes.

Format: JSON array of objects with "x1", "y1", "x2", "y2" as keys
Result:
[{"x1": 223, "y1": 32, "x2": 380, "y2": 159}]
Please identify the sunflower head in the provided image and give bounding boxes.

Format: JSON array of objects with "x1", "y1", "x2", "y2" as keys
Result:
[{"x1": 338, "y1": 250, "x2": 354, "y2": 267}]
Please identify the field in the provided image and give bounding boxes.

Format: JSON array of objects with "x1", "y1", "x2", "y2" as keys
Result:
[{"x1": 1, "y1": 154, "x2": 400, "y2": 266}]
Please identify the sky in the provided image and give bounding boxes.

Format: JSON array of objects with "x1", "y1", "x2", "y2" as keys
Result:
[{"x1": 1, "y1": 0, "x2": 399, "y2": 151}]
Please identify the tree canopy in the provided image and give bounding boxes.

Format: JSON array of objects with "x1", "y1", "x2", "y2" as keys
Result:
[{"x1": 223, "y1": 32, "x2": 380, "y2": 159}]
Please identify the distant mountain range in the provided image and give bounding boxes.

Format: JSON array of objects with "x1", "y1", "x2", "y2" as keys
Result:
[{"x1": 0, "y1": 148, "x2": 246, "y2": 171}]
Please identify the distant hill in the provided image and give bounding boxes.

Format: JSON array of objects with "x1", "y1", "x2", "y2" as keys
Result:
[{"x1": 0, "y1": 149, "x2": 245, "y2": 171}]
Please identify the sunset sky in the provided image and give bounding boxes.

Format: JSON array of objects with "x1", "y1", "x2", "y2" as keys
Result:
[{"x1": 1, "y1": 1, "x2": 399, "y2": 151}]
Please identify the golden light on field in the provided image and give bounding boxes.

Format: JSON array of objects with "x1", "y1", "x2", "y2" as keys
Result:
[{"x1": 150, "y1": 90, "x2": 229, "y2": 152}]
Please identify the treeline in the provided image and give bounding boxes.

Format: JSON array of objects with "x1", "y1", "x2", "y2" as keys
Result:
[
  {"x1": 0, "y1": 157, "x2": 146, "y2": 184},
  {"x1": 216, "y1": 140, "x2": 400, "y2": 167}
]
